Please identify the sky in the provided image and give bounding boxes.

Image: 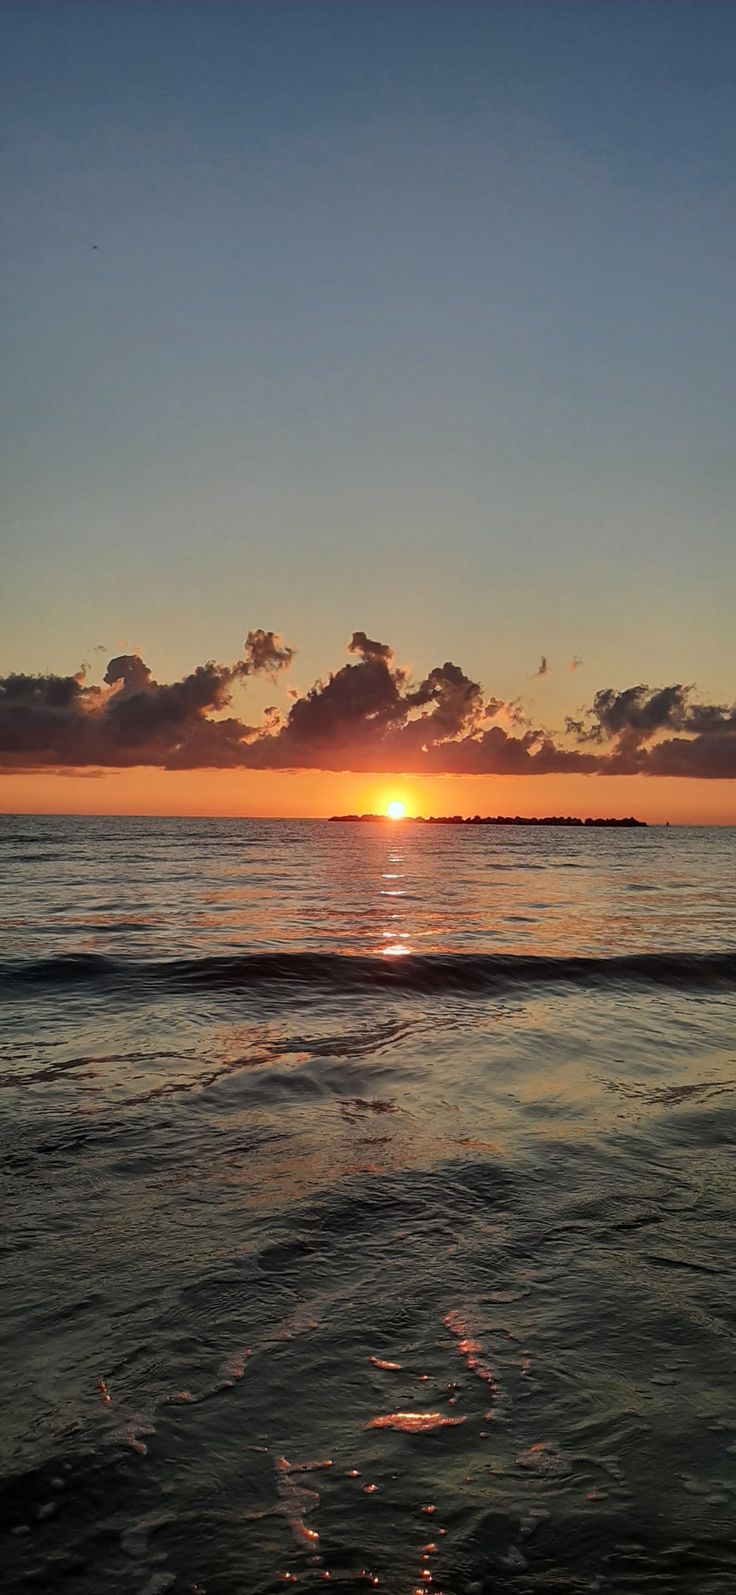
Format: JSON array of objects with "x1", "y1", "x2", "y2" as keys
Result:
[{"x1": 1, "y1": 0, "x2": 734, "y2": 821}]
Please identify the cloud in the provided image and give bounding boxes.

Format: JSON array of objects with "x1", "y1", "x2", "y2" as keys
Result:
[
  {"x1": 0, "y1": 633, "x2": 734, "y2": 779},
  {"x1": 565, "y1": 682, "x2": 736, "y2": 778},
  {"x1": 643, "y1": 730, "x2": 736, "y2": 779},
  {"x1": 533, "y1": 656, "x2": 549, "y2": 678},
  {"x1": 347, "y1": 631, "x2": 394, "y2": 665},
  {"x1": 243, "y1": 629, "x2": 295, "y2": 678},
  {"x1": 486, "y1": 696, "x2": 529, "y2": 729},
  {"x1": 572, "y1": 683, "x2": 692, "y2": 746},
  {"x1": 105, "y1": 654, "x2": 155, "y2": 700},
  {"x1": 404, "y1": 661, "x2": 485, "y2": 739},
  {"x1": 0, "y1": 629, "x2": 293, "y2": 772}
]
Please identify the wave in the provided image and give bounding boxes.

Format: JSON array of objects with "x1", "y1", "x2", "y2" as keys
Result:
[{"x1": 1, "y1": 949, "x2": 735, "y2": 998}]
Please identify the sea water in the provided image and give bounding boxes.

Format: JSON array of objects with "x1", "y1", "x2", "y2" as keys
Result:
[{"x1": 1, "y1": 816, "x2": 736, "y2": 1594}]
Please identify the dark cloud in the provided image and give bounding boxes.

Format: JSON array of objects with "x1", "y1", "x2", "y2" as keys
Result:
[
  {"x1": 104, "y1": 655, "x2": 155, "y2": 699},
  {"x1": 566, "y1": 682, "x2": 736, "y2": 779},
  {"x1": 105, "y1": 662, "x2": 242, "y2": 750},
  {"x1": 243, "y1": 629, "x2": 295, "y2": 677},
  {"x1": 680, "y1": 701, "x2": 736, "y2": 736},
  {"x1": 1, "y1": 670, "x2": 89, "y2": 710},
  {"x1": 573, "y1": 683, "x2": 691, "y2": 746},
  {"x1": 0, "y1": 629, "x2": 293, "y2": 770},
  {"x1": 347, "y1": 631, "x2": 394, "y2": 665},
  {"x1": 0, "y1": 635, "x2": 734, "y2": 779},
  {"x1": 404, "y1": 661, "x2": 485, "y2": 739},
  {"x1": 644, "y1": 731, "x2": 736, "y2": 779},
  {"x1": 261, "y1": 642, "x2": 404, "y2": 764}
]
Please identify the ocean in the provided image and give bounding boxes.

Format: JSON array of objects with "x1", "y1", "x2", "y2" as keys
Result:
[{"x1": 2, "y1": 815, "x2": 736, "y2": 1595}]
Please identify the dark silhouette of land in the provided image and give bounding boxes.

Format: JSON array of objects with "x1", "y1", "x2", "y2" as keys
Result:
[{"x1": 329, "y1": 814, "x2": 647, "y2": 827}]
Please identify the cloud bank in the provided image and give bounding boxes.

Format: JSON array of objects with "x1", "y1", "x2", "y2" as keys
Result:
[{"x1": 1, "y1": 631, "x2": 734, "y2": 778}]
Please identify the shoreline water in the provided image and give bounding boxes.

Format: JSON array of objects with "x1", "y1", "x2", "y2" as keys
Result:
[{"x1": 2, "y1": 816, "x2": 735, "y2": 1593}]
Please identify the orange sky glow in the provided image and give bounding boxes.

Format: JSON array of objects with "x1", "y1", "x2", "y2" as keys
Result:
[{"x1": 1, "y1": 768, "x2": 733, "y2": 824}]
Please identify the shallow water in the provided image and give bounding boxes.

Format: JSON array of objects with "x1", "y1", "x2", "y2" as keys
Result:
[{"x1": 1, "y1": 817, "x2": 736, "y2": 1594}]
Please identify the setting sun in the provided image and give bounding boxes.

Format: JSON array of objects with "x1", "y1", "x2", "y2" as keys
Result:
[{"x1": 386, "y1": 800, "x2": 406, "y2": 820}]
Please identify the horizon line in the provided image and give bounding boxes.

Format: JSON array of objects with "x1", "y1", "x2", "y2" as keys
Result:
[{"x1": 1, "y1": 810, "x2": 734, "y2": 827}]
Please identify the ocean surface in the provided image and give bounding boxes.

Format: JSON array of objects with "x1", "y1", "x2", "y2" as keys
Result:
[{"x1": 2, "y1": 815, "x2": 736, "y2": 1595}]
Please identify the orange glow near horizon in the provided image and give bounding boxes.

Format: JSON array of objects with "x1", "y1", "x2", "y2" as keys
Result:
[{"x1": 0, "y1": 767, "x2": 734, "y2": 825}]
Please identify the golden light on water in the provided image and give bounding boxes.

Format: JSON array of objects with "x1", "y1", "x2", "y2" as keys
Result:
[{"x1": 386, "y1": 800, "x2": 406, "y2": 820}]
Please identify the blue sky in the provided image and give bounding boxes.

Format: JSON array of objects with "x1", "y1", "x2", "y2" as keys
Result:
[{"x1": 1, "y1": 0, "x2": 735, "y2": 739}]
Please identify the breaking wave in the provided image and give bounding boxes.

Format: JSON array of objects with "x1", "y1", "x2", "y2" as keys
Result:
[{"x1": 1, "y1": 948, "x2": 735, "y2": 997}]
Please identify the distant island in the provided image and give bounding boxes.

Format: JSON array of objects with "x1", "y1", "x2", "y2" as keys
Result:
[{"x1": 329, "y1": 814, "x2": 648, "y2": 827}]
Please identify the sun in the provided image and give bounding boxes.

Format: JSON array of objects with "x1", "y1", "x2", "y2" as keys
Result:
[{"x1": 386, "y1": 800, "x2": 406, "y2": 820}]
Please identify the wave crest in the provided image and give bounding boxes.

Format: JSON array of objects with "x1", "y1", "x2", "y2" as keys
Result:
[{"x1": 1, "y1": 949, "x2": 735, "y2": 997}]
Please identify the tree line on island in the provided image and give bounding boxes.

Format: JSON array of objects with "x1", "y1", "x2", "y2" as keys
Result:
[{"x1": 329, "y1": 814, "x2": 648, "y2": 826}]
